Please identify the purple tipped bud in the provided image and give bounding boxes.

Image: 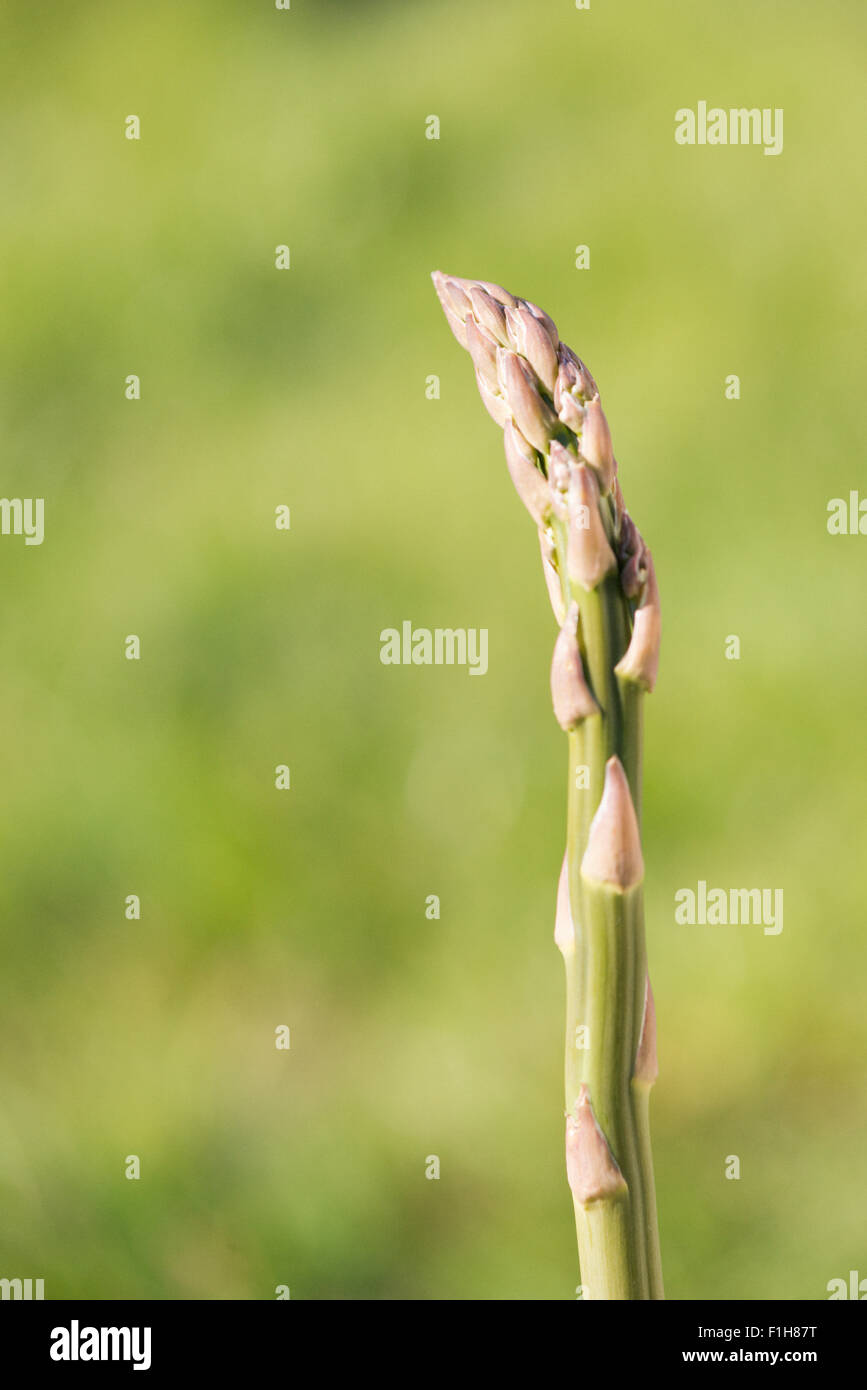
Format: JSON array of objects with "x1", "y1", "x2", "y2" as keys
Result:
[
  {"x1": 566, "y1": 1085, "x2": 627, "y2": 1207},
  {"x1": 575, "y1": 356, "x2": 599, "y2": 398},
  {"x1": 619, "y1": 512, "x2": 649, "y2": 599},
  {"x1": 579, "y1": 396, "x2": 615, "y2": 494},
  {"x1": 464, "y1": 312, "x2": 500, "y2": 392},
  {"x1": 500, "y1": 351, "x2": 560, "y2": 454},
  {"x1": 551, "y1": 603, "x2": 600, "y2": 730},
  {"x1": 468, "y1": 286, "x2": 509, "y2": 345},
  {"x1": 558, "y1": 390, "x2": 585, "y2": 434},
  {"x1": 504, "y1": 304, "x2": 559, "y2": 393},
  {"x1": 503, "y1": 420, "x2": 551, "y2": 526},
  {"x1": 581, "y1": 756, "x2": 644, "y2": 891},
  {"x1": 567, "y1": 464, "x2": 617, "y2": 591},
  {"x1": 556, "y1": 346, "x2": 595, "y2": 399},
  {"x1": 554, "y1": 354, "x2": 579, "y2": 413},
  {"x1": 615, "y1": 553, "x2": 661, "y2": 691}
]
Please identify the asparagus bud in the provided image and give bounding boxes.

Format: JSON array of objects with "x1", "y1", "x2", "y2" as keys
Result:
[
  {"x1": 615, "y1": 553, "x2": 661, "y2": 692},
  {"x1": 551, "y1": 603, "x2": 600, "y2": 730},
  {"x1": 474, "y1": 368, "x2": 511, "y2": 429},
  {"x1": 567, "y1": 463, "x2": 617, "y2": 591},
  {"x1": 476, "y1": 279, "x2": 519, "y2": 308},
  {"x1": 581, "y1": 756, "x2": 644, "y2": 891},
  {"x1": 619, "y1": 511, "x2": 649, "y2": 598},
  {"x1": 464, "y1": 312, "x2": 500, "y2": 393},
  {"x1": 504, "y1": 303, "x2": 559, "y2": 393},
  {"x1": 503, "y1": 421, "x2": 551, "y2": 527},
  {"x1": 431, "y1": 273, "x2": 470, "y2": 347},
  {"x1": 554, "y1": 353, "x2": 580, "y2": 414},
  {"x1": 558, "y1": 390, "x2": 585, "y2": 435},
  {"x1": 579, "y1": 396, "x2": 616, "y2": 495},
  {"x1": 468, "y1": 285, "x2": 510, "y2": 345},
  {"x1": 498, "y1": 349, "x2": 560, "y2": 453},
  {"x1": 522, "y1": 298, "x2": 560, "y2": 348},
  {"x1": 566, "y1": 1085, "x2": 627, "y2": 1205}
]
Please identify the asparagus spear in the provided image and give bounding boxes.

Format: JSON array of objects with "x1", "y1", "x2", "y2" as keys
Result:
[{"x1": 432, "y1": 272, "x2": 663, "y2": 1299}]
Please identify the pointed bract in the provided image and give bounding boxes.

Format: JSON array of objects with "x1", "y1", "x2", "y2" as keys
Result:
[
  {"x1": 465, "y1": 311, "x2": 500, "y2": 392},
  {"x1": 477, "y1": 279, "x2": 519, "y2": 308},
  {"x1": 615, "y1": 553, "x2": 661, "y2": 691},
  {"x1": 500, "y1": 350, "x2": 560, "y2": 453},
  {"x1": 581, "y1": 756, "x2": 644, "y2": 891},
  {"x1": 468, "y1": 285, "x2": 509, "y2": 346},
  {"x1": 503, "y1": 420, "x2": 551, "y2": 526},
  {"x1": 523, "y1": 299, "x2": 560, "y2": 350},
  {"x1": 441, "y1": 277, "x2": 472, "y2": 321},
  {"x1": 576, "y1": 356, "x2": 598, "y2": 399},
  {"x1": 505, "y1": 304, "x2": 559, "y2": 393},
  {"x1": 566, "y1": 1085, "x2": 627, "y2": 1206},
  {"x1": 431, "y1": 271, "x2": 469, "y2": 347},
  {"x1": 580, "y1": 396, "x2": 615, "y2": 494},
  {"x1": 554, "y1": 353, "x2": 580, "y2": 413},
  {"x1": 551, "y1": 603, "x2": 599, "y2": 730},
  {"x1": 567, "y1": 463, "x2": 617, "y2": 590},
  {"x1": 474, "y1": 368, "x2": 511, "y2": 429},
  {"x1": 440, "y1": 303, "x2": 468, "y2": 348}
]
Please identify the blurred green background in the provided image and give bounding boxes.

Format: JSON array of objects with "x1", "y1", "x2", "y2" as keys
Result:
[{"x1": 0, "y1": 0, "x2": 864, "y2": 1300}]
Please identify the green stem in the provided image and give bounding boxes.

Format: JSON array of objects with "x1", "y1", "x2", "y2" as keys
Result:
[
  {"x1": 572, "y1": 1195, "x2": 635, "y2": 1301},
  {"x1": 573, "y1": 877, "x2": 648, "y2": 1297},
  {"x1": 558, "y1": 557, "x2": 662, "y2": 1299},
  {"x1": 618, "y1": 677, "x2": 644, "y2": 822},
  {"x1": 631, "y1": 1079, "x2": 665, "y2": 1300}
]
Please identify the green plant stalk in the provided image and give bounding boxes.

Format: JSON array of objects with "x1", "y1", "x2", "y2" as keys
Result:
[
  {"x1": 569, "y1": 878, "x2": 648, "y2": 1298},
  {"x1": 431, "y1": 270, "x2": 663, "y2": 1300},
  {"x1": 558, "y1": 563, "x2": 662, "y2": 1299}
]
